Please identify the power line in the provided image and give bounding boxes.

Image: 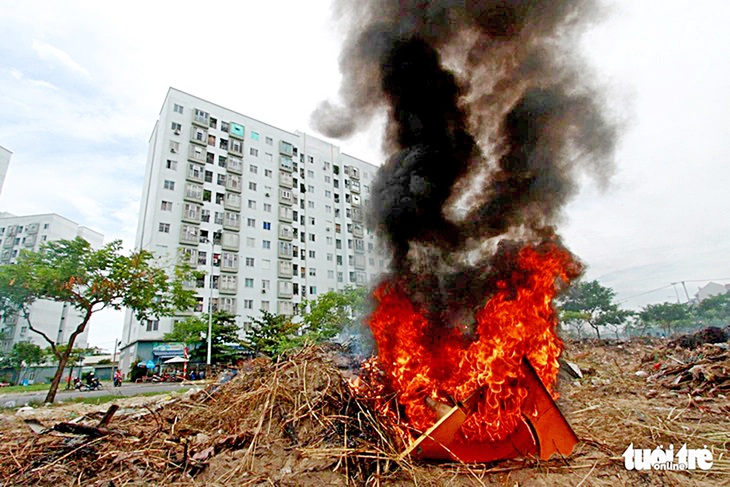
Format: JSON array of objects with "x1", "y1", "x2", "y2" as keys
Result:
[{"x1": 617, "y1": 284, "x2": 674, "y2": 304}]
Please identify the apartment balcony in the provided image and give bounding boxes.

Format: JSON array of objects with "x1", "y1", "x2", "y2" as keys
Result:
[
  {"x1": 220, "y1": 255, "x2": 239, "y2": 273},
  {"x1": 278, "y1": 207, "x2": 293, "y2": 224},
  {"x1": 229, "y1": 122, "x2": 245, "y2": 139},
  {"x1": 279, "y1": 171, "x2": 293, "y2": 188},
  {"x1": 179, "y1": 225, "x2": 200, "y2": 246},
  {"x1": 279, "y1": 141, "x2": 294, "y2": 157},
  {"x1": 224, "y1": 192, "x2": 241, "y2": 211},
  {"x1": 353, "y1": 224, "x2": 364, "y2": 238},
  {"x1": 187, "y1": 145, "x2": 206, "y2": 165},
  {"x1": 225, "y1": 174, "x2": 242, "y2": 193},
  {"x1": 352, "y1": 207, "x2": 363, "y2": 222},
  {"x1": 221, "y1": 232, "x2": 240, "y2": 251},
  {"x1": 181, "y1": 204, "x2": 202, "y2": 224},
  {"x1": 350, "y1": 180, "x2": 361, "y2": 194},
  {"x1": 278, "y1": 242, "x2": 293, "y2": 260},
  {"x1": 25, "y1": 223, "x2": 39, "y2": 234},
  {"x1": 227, "y1": 157, "x2": 243, "y2": 174},
  {"x1": 192, "y1": 109, "x2": 209, "y2": 127},
  {"x1": 190, "y1": 126, "x2": 208, "y2": 146},
  {"x1": 278, "y1": 260, "x2": 293, "y2": 279},
  {"x1": 278, "y1": 281, "x2": 293, "y2": 299},
  {"x1": 223, "y1": 214, "x2": 241, "y2": 232},
  {"x1": 354, "y1": 254, "x2": 366, "y2": 270},
  {"x1": 184, "y1": 183, "x2": 204, "y2": 203},
  {"x1": 280, "y1": 157, "x2": 293, "y2": 172},
  {"x1": 186, "y1": 164, "x2": 204, "y2": 184},
  {"x1": 228, "y1": 139, "x2": 244, "y2": 157}
]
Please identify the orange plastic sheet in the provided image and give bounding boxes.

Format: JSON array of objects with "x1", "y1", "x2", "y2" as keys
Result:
[{"x1": 408, "y1": 357, "x2": 578, "y2": 463}]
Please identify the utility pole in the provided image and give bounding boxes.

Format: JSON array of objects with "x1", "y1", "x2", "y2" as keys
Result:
[
  {"x1": 681, "y1": 281, "x2": 691, "y2": 303},
  {"x1": 111, "y1": 339, "x2": 119, "y2": 379}
]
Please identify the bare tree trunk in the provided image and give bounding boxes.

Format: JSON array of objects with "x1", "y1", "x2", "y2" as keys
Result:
[{"x1": 44, "y1": 309, "x2": 91, "y2": 404}]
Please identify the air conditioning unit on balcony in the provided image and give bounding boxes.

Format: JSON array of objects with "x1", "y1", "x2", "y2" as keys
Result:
[
  {"x1": 262, "y1": 289, "x2": 267, "y2": 294},
  {"x1": 174, "y1": 129, "x2": 181, "y2": 135},
  {"x1": 171, "y1": 148, "x2": 177, "y2": 153}
]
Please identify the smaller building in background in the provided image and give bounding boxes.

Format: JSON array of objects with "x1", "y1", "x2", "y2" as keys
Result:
[
  {"x1": 0, "y1": 145, "x2": 11, "y2": 196},
  {"x1": 694, "y1": 282, "x2": 730, "y2": 303},
  {"x1": 0, "y1": 212, "x2": 104, "y2": 352}
]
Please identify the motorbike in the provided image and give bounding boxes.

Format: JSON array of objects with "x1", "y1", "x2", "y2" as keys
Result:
[
  {"x1": 73, "y1": 376, "x2": 103, "y2": 392},
  {"x1": 113, "y1": 375, "x2": 122, "y2": 387}
]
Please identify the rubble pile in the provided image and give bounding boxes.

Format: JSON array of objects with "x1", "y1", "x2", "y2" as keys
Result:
[
  {"x1": 641, "y1": 328, "x2": 730, "y2": 398},
  {"x1": 0, "y1": 339, "x2": 728, "y2": 486},
  {"x1": 0, "y1": 346, "x2": 396, "y2": 486}
]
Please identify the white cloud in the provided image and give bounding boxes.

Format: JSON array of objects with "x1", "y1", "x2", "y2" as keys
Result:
[{"x1": 31, "y1": 38, "x2": 90, "y2": 77}]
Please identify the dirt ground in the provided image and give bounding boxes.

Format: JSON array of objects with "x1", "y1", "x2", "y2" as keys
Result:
[{"x1": 0, "y1": 338, "x2": 727, "y2": 486}]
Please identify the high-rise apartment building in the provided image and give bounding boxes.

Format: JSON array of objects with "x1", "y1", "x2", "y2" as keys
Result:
[
  {"x1": 120, "y1": 88, "x2": 383, "y2": 370},
  {"x1": 0, "y1": 145, "x2": 11, "y2": 196},
  {"x1": 0, "y1": 212, "x2": 104, "y2": 352}
]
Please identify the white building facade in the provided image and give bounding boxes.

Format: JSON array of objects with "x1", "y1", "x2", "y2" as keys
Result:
[
  {"x1": 0, "y1": 145, "x2": 11, "y2": 196},
  {"x1": 120, "y1": 88, "x2": 384, "y2": 371},
  {"x1": 0, "y1": 212, "x2": 104, "y2": 352}
]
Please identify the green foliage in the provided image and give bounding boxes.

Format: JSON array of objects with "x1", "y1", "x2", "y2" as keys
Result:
[
  {"x1": 639, "y1": 302, "x2": 692, "y2": 336},
  {"x1": 164, "y1": 310, "x2": 244, "y2": 363},
  {"x1": 242, "y1": 310, "x2": 300, "y2": 358},
  {"x1": 298, "y1": 287, "x2": 368, "y2": 343},
  {"x1": 696, "y1": 292, "x2": 730, "y2": 326},
  {"x1": 558, "y1": 280, "x2": 633, "y2": 339},
  {"x1": 7, "y1": 341, "x2": 45, "y2": 369},
  {"x1": 0, "y1": 237, "x2": 198, "y2": 403}
]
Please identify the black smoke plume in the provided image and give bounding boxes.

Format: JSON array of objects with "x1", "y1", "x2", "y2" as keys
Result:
[{"x1": 313, "y1": 0, "x2": 617, "y2": 326}]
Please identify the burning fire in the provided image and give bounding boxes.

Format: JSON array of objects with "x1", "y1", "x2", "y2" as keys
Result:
[{"x1": 364, "y1": 242, "x2": 578, "y2": 444}]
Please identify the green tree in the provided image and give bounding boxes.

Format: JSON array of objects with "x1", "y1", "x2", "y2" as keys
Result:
[
  {"x1": 0, "y1": 238, "x2": 198, "y2": 403},
  {"x1": 639, "y1": 302, "x2": 692, "y2": 337},
  {"x1": 164, "y1": 310, "x2": 243, "y2": 364},
  {"x1": 558, "y1": 280, "x2": 633, "y2": 339},
  {"x1": 696, "y1": 292, "x2": 730, "y2": 327},
  {"x1": 5, "y1": 341, "x2": 45, "y2": 385},
  {"x1": 243, "y1": 310, "x2": 300, "y2": 357},
  {"x1": 298, "y1": 287, "x2": 369, "y2": 343}
]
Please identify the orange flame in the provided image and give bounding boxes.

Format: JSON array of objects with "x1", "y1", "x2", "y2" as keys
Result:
[{"x1": 367, "y1": 242, "x2": 577, "y2": 443}]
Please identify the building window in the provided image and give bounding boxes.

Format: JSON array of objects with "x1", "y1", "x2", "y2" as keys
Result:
[
  {"x1": 166, "y1": 160, "x2": 177, "y2": 170},
  {"x1": 249, "y1": 181, "x2": 257, "y2": 191},
  {"x1": 245, "y1": 257, "x2": 255, "y2": 267},
  {"x1": 263, "y1": 203, "x2": 272, "y2": 212},
  {"x1": 308, "y1": 156, "x2": 314, "y2": 164},
  {"x1": 308, "y1": 201, "x2": 315, "y2": 209},
  {"x1": 246, "y1": 237, "x2": 255, "y2": 247},
  {"x1": 309, "y1": 286, "x2": 317, "y2": 295},
  {"x1": 263, "y1": 221, "x2": 271, "y2": 230},
  {"x1": 250, "y1": 148, "x2": 259, "y2": 157},
  {"x1": 251, "y1": 131, "x2": 260, "y2": 141},
  {"x1": 309, "y1": 234, "x2": 316, "y2": 242},
  {"x1": 159, "y1": 223, "x2": 170, "y2": 233},
  {"x1": 245, "y1": 278, "x2": 254, "y2": 288},
  {"x1": 248, "y1": 200, "x2": 257, "y2": 210},
  {"x1": 171, "y1": 122, "x2": 181, "y2": 132},
  {"x1": 265, "y1": 136, "x2": 273, "y2": 145},
  {"x1": 173, "y1": 104, "x2": 183, "y2": 114},
  {"x1": 161, "y1": 201, "x2": 173, "y2": 211},
  {"x1": 265, "y1": 153, "x2": 273, "y2": 162},
  {"x1": 163, "y1": 180, "x2": 175, "y2": 190},
  {"x1": 264, "y1": 169, "x2": 272, "y2": 178},
  {"x1": 146, "y1": 319, "x2": 160, "y2": 331},
  {"x1": 308, "y1": 250, "x2": 315, "y2": 258},
  {"x1": 247, "y1": 218, "x2": 256, "y2": 228},
  {"x1": 250, "y1": 164, "x2": 258, "y2": 174},
  {"x1": 244, "y1": 299, "x2": 253, "y2": 309},
  {"x1": 262, "y1": 240, "x2": 271, "y2": 249}
]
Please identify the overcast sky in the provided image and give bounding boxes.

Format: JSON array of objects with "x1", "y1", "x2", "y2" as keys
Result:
[{"x1": 1, "y1": 1, "x2": 729, "y2": 351}]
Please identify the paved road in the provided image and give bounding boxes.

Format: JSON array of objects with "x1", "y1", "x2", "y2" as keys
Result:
[{"x1": 0, "y1": 381, "x2": 202, "y2": 407}]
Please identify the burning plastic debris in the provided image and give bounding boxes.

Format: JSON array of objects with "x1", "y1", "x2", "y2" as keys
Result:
[{"x1": 316, "y1": 0, "x2": 617, "y2": 462}]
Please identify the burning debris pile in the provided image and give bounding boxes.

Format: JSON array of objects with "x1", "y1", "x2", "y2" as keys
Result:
[{"x1": 314, "y1": 0, "x2": 616, "y2": 461}]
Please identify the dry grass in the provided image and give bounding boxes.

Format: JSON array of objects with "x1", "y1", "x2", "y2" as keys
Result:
[{"x1": 0, "y1": 339, "x2": 727, "y2": 486}]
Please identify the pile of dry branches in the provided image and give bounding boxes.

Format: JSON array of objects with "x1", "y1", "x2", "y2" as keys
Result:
[
  {"x1": 1, "y1": 340, "x2": 728, "y2": 486},
  {"x1": 0, "y1": 346, "x2": 407, "y2": 486}
]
